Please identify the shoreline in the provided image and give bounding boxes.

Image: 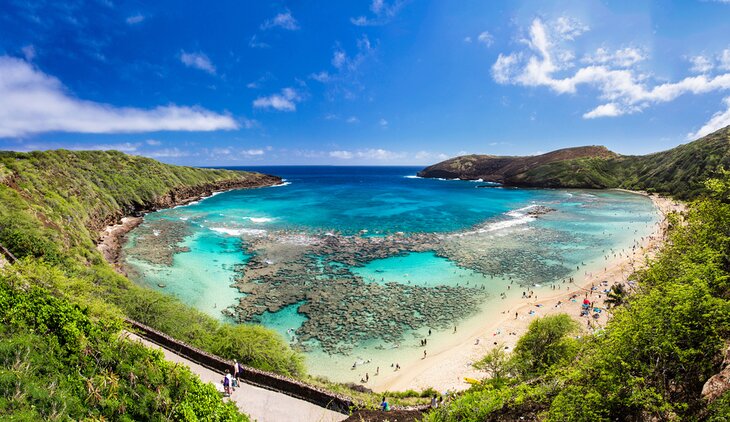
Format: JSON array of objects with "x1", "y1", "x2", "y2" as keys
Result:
[
  {"x1": 370, "y1": 191, "x2": 684, "y2": 393},
  {"x1": 100, "y1": 182, "x2": 683, "y2": 394},
  {"x1": 96, "y1": 177, "x2": 281, "y2": 274}
]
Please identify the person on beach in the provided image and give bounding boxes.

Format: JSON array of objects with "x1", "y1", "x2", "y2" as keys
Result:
[
  {"x1": 431, "y1": 395, "x2": 439, "y2": 409},
  {"x1": 423, "y1": 350, "x2": 427, "y2": 359}
]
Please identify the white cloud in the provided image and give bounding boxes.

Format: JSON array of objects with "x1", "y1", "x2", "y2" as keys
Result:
[
  {"x1": 492, "y1": 53, "x2": 521, "y2": 83},
  {"x1": 689, "y1": 55, "x2": 714, "y2": 74},
  {"x1": 330, "y1": 150, "x2": 354, "y2": 159},
  {"x1": 477, "y1": 31, "x2": 494, "y2": 47},
  {"x1": 330, "y1": 148, "x2": 404, "y2": 160},
  {"x1": 332, "y1": 50, "x2": 347, "y2": 69},
  {"x1": 261, "y1": 10, "x2": 299, "y2": 31},
  {"x1": 464, "y1": 36, "x2": 472, "y2": 43},
  {"x1": 582, "y1": 103, "x2": 623, "y2": 119},
  {"x1": 379, "y1": 118, "x2": 389, "y2": 128},
  {"x1": 180, "y1": 51, "x2": 216, "y2": 74},
  {"x1": 358, "y1": 148, "x2": 402, "y2": 159},
  {"x1": 252, "y1": 87, "x2": 303, "y2": 112},
  {"x1": 145, "y1": 139, "x2": 161, "y2": 146},
  {"x1": 492, "y1": 18, "x2": 730, "y2": 119},
  {"x1": 351, "y1": 0, "x2": 406, "y2": 26},
  {"x1": 310, "y1": 71, "x2": 331, "y2": 82},
  {"x1": 126, "y1": 14, "x2": 145, "y2": 24},
  {"x1": 552, "y1": 16, "x2": 589, "y2": 41},
  {"x1": 21, "y1": 45, "x2": 35, "y2": 61},
  {"x1": 0, "y1": 56, "x2": 238, "y2": 137},
  {"x1": 687, "y1": 97, "x2": 730, "y2": 139},
  {"x1": 720, "y1": 49, "x2": 730, "y2": 71},
  {"x1": 414, "y1": 150, "x2": 449, "y2": 161},
  {"x1": 241, "y1": 148, "x2": 265, "y2": 156},
  {"x1": 346, "y1": 116, "x2": 359, "y2": 123},
  {"x1": 582, "y1": 47, "x2": 646, "y2": 67}
]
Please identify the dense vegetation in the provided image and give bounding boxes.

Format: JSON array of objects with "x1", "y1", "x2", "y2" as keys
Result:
[
  {"x1": 0, "y1": 150, "x2": 302, "y2": 418},
  {"x1": 425, "y1": 171, "x2": 730, "y2": 421},
  {"x1": 0, "y1": 260, "x2": 245, "y2": 421},
  {"x1": 420, "y1": 126, "x2": 730, "y2": 199}
]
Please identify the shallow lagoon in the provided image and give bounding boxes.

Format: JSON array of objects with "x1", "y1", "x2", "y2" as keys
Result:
[{"x1": 122, "y1": 166, "x2": 658, "y2": 383}]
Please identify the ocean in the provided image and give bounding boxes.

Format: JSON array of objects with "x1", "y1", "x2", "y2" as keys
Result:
[{"x1": 122, "y1": 166, "x2": 658, "y2": 385}]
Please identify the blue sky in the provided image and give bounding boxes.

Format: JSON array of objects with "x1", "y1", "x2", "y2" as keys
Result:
[{"x1": 1, "y1": 0, "x2": 730, "y2": 165}]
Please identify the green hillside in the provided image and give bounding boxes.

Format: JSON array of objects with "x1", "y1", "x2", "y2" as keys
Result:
[
  {"x1": 420, "y1": 126, "x2": 730, "y2": 199},
  {"x1": 0, "y1": 150, "x2": 300, "y2": 419},
  {"x1": 425, "y1": 171, "x2": 730, "y2": 421}
]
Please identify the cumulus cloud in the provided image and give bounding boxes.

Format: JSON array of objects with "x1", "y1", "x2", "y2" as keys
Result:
[
  {"x1": 261, "y1": 10, "x2": 299, "y2": 30},
  {"x1": 252, "y1": 87, "x2": 303, "y2": 111},
  {"x1": 351, "y1": 0, "x2": 407, "y2": 26},
  {"x1": 491, "y1": 18, "x2": 730, "y2": 120},
  {"x1": 180, "y1": 51, "x2": 216, "y2": 74},
  {"x1": 687, "y1": 96, "x2": 730, "y2": 139},
  {"x1": 0, "y1": 56, "x2": 238, "y2": 138},
  {"x1": 689, "y1": 55, "x2": 713, "y2": 74},
  {"x1": 378, "y1": 118, "x2": 389, "y2": 128}
]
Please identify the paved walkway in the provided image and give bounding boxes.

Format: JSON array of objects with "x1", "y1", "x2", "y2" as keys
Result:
[{"x1": 125, "y1": 332, "x2": 346, "y2": 422}]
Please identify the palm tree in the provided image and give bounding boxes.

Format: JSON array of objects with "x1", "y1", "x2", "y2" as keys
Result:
[
  {"x1": 604, "y1": 283, "x2": 629, "y2": 308},
  {"x1": 604, "y1": 283, "x2": 628, "y2": 308}
]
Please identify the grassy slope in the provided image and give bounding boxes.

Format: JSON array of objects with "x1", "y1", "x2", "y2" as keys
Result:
[
  {"x1": 421, "y1": 126, "x2": 730, "y2": 199},
  {"x1": 0, "y1": 150, "x2": 277, "y2": 257},
  {"x1": 0, "y1": 150, "x2": 303, "y2": 376},
  {"x1": 520, "y1": 126, "x2": 730, "y2": 198}
]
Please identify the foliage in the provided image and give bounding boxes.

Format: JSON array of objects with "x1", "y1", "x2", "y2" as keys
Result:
[
  {"x1": 521, "y1": 126, "x2": 730, "y2": 198},
  {"x1": 0, "y1": 150, "x2": 307, "y2": 418},
  {"x1": 510, "y1": 314, "x2": 579, "y2": 379},
  {"x1": 0, "y1": 149, "x2": 303, "y2": 378},
  {"x1": 0, "y1": 270, "x2": 247, "y2": 421},
  {"x1": 472, "y1": 344, "x2": 510, "y2": 381},
  {"x1": 427, "y1": 168, "x2": 730, "y2": 421}
]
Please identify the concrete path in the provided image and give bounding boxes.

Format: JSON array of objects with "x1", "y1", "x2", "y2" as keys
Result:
[{"x1": 125, "y1": 332, "x2": 346, "y2": 422}]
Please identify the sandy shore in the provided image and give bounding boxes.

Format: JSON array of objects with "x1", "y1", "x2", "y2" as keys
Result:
[{"x1": 372, "y1": 191, "x2": 684, "y2": 393}]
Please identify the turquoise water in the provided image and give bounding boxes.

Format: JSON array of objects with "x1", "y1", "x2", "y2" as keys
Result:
[
  {"x1": 122, "y1": 166, "x2": 659, "y2": 381},
  {"x1": 352, "y1": 252, "x2": 489, "y2": 288}
]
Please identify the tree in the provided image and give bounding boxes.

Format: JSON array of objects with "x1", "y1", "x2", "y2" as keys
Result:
[
  {"x1": 473, "y1": 344, "x2": 510, "y2": 381},
  {"x1": 511, "y1": 314, "x2": 579, "y2": 379},
  {"x1": 604, "y1": 283, "x2": 627, "y2": 308}
]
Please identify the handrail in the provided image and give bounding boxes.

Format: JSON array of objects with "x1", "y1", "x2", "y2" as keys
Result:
[{"x1": 126, "y1": 319, "x2": 358, "y2": 414}]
